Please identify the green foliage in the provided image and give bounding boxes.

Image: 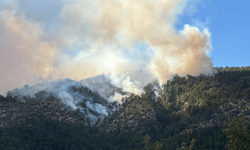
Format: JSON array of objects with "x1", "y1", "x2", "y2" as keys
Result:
[
  {"x1": 153, "y1": 141, "x2": 163, "y2": 150},
  {"x1": 158, "y1": 66, "x2": 250, "y2": 118},
  {"x1": 143, "y1": 135, "x2": 151, "y2": 150},
  {"x1": 177, "y1": 138, "x2": 196, "y2": 150},
  {"x1": 157, "y1": 125, "x2": 226, "y2": 150},
  {"x1": 0, "y1": 115, "x2": 101, "y2": 150},
  {"x1": 223, "y1": 114, "x2": 250, "y2": 150},
  {"x1": 152, "y1": 66, "x2": 250, "y2": 144}
]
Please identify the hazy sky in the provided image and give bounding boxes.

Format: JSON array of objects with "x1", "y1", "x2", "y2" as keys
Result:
[{"x1": 176, "y1": 0, "x2": 250, "y2": 67}]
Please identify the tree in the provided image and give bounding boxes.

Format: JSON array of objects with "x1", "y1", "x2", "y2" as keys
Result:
[
  {"x1": 143, "y1": 134, "x2": 151, "y2": 150},
  {"x1": 154, "y1": 141, "x2": 162, "y2": 150},
  {"x1": 223, "y1": 114, "x2": 250, "y2": 150},
  {"x1": 177, "y1": 138, "x2": 196, "y2": 150}
]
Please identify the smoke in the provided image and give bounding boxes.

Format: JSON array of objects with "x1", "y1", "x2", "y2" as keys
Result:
[
  {"x1": 110, "y1": 92, "x2": 124, "y2": 103},
  {"x1": 80, "y1": 74, "x2": 139, "y2": 103},
  {"x1": 7, "y1": 79, "x2": 114, "y2": 124},
  {"x1": 0, "y1": 0, "x2": 214, "y2": 95},
  {"x1": 109, "y1": 74, "x2": 142, "y2": 95}
]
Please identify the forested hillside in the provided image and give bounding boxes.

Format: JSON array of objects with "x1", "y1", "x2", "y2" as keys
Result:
[{"x1": 0, "y1": 66, "x2": 250, "y2": 150}]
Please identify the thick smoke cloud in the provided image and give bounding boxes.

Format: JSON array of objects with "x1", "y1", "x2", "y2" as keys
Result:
[{"x1": 0, "y1": 0, "x2": 214, "y2": 95}]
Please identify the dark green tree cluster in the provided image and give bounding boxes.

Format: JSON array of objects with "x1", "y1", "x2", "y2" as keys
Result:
[
  {"x1": 0, "y1": 115, "x2": 101, "y2": 150},
  {"x1": 177, "y1": 138, "x2": 196, "y2": 150},
  {"x1": 223, "y1": 114, "x2": 250, "y2": 150},
  {"x1": 142, "y1": 135, "x2": 197, "y2": 150},
  {"x1": 152, "y1": 67, "x2": 250, "y2": 138},
  {"x1": 158, "y1": 66, "x2": 250, "y2": 117}
]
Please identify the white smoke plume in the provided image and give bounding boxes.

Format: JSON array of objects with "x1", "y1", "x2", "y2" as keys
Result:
[
  {"x1": 0, "y1": 0, "x2": 214, "y2": 95},
  {"x1": 7, "y1": 78, "x2": 115, "y2": 124}
]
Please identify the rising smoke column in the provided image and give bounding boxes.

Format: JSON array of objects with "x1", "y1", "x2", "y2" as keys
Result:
[{"x1": 0, "y1": 0, "x2": 214, "y2": 95}]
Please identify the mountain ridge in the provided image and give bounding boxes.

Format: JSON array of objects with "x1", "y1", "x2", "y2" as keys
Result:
[{"x1": 0, "y1": 66, "x2": 250, "y2": 150}]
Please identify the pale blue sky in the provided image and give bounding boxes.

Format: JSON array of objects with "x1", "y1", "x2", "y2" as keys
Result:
[{"x1": 176, "y1": 0, "x2": 250, "y2": 67}]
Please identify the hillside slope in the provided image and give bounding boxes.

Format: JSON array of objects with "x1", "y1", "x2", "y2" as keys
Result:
[{"x1": 0, "y1": 66, "x2": 250, "y2": 150}]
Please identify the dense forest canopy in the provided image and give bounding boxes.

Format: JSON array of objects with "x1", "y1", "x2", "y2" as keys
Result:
[{"x1": 0, "y1": 66, "x2": 250, "y2": 150}]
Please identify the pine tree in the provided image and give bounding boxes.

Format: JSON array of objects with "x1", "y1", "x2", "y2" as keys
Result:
[
  {"x1": 143, "y1": 135, "x2": 151, "y2": 150},
  {"x1": 223, "y1": 114, "x2": 250, "y2": 150},
  {"x1": 177, "y1": 138, "x2": 196, "y2": 150},
  {"x1": 154, "y1": 141, "x2": 162, "y2": 150}
]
